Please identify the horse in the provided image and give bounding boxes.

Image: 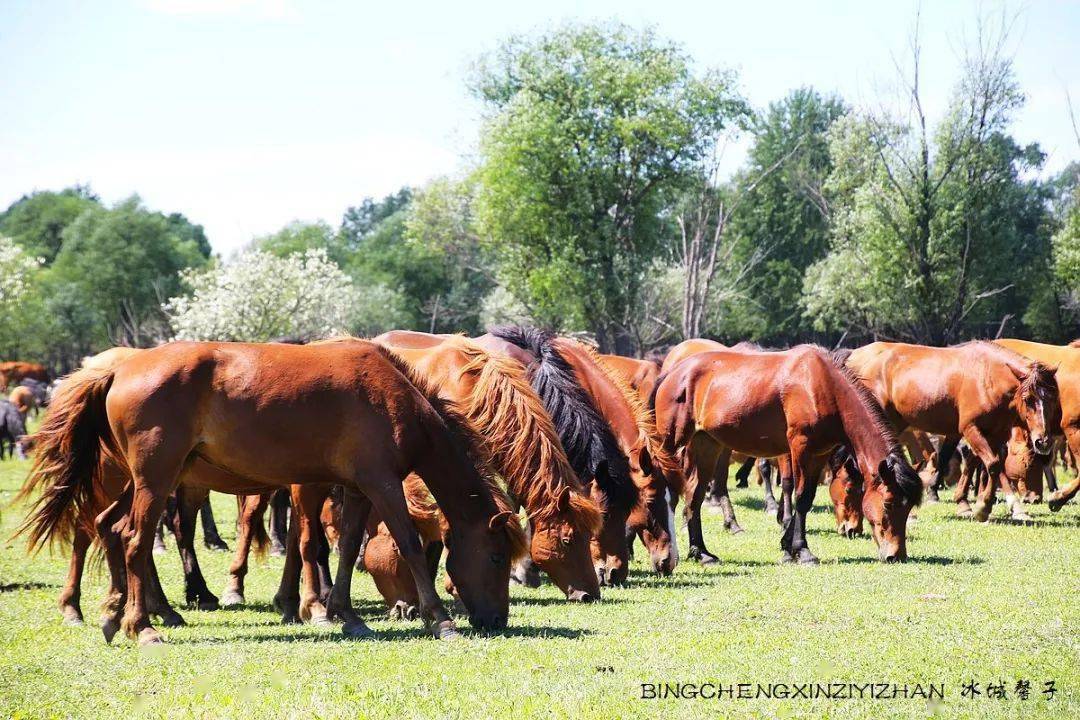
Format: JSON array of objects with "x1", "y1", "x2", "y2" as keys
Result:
[
  {"x1": 0, "y1": 399, "x2": 29, "y2": 460},
  {"x1": 371, "y1": 334, "x2": 603, "y2": 601},
  {"x1": 993, "y1": 339, "x2": 1080, "y2": 512},
  {"x1": 17, "y1": 340, "x2": 525, "y2": 645},
  {"x1": 651, "y1": 345, "x2": 923, "y2": 564},
  {"x1": 485, "y1": 327, "x2": 678, "y2": 585},
  {"x1": 8, "y1": 385, "x2": 36, "y2": 418},
  {"x1": 598, "y1": 354, "x2": 662, "y2": 403},
  {"x1": 846, "y1": 341, "x2": 1058, "y2": 522},
  {"x1": 0, "y1": 360, "x2": 50, "y2": 386}
]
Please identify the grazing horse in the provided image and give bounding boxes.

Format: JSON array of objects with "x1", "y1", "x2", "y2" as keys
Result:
[
  {"x1": 367, "y1": 334, "x2": 604, "y2": 601},
  {"x1": 0, "y1": 399, "x2": 29, "y2": 459},
  {"x1": 598, "y1": 354, "x2": 662, "y2": 403},
  {"x1": 0, "y1": 360, "x2": 50, "y2": 386},
  {"x1": 485, "y1": 327, "x2": 678, "y2": 585},
  {"x1": 846, "y1": 342, "x2": 1058, "y2": 521},
  {"x1": 18, "y1": 341, "x2": 524, "y2": 645},
  {"x1": 993, "y1": 339, "x2": 1080, "y2": 511},
  {"x1": 8, "y1": 386, "x2": 35, "y2": 418},
  {"x1": 652, "y1": 346, "x2": 923, "y2": 564}
]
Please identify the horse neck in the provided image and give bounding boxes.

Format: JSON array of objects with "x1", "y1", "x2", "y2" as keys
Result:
[
  {"x1": 827, "y1": 367, "x2": 891, "y2": 477},
  {"x1": 413, "y1": 430, "x2": 497, "y2": 528}
]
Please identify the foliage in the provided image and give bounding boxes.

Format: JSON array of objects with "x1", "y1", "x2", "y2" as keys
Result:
[
  {"x1": 472, "y1": 22, "x2": 748, "y2": 352},
  {"x1": 0, "y1": 185, "x2": 100, "y2": 264},
  {"x1": 164, "y1": 248, "x2": 399, "y2": 342},
  {"x1": 252, "y1": 220, "x2": 346, "y2": 266}
]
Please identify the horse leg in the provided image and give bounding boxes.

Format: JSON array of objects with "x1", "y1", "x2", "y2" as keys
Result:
[
  {"x1": 153, "y1": 504, "x2": 169, "y2": 555},
  {"x1": 785, "y1": 445, "x2": 821, "y2": 565},
  {"x1": 929, "y1": 436, "x2": 960, "y2": 503},
  {"x1": 1048, "y1": 426, "x2": 1080, "y2": 511},
  {"x1": 684, "y1": 437, "x2": 721, "y2": 564},
  {"x1": 713, "y1": 448, "x2": 743, "y2": 534},
  {"x1": 290, "y1": 485, "x2": 332, "y2": 625},
  {"x1": 361, "y1": 473, "x2": 457, "y2": 638},
  {"x1": 269, "y1": 488, "x2": 290, "y2": 557},
  {"x1": 734, "y1": 456, "x2": 754, "y2": 489},
  {"x1": 95, "y1": 484, "x2": 133, "y2": 643},
  {"x1": 171, "y1": 485, "x2": 219, "y2": 610},
  {"x1": 200, "y1": 495, "x2": 229, "y2": 551},
  {"x1": 222, "y1": 493, "x2": 269, "y2": 607},
  {"x1": 272, "y1": 512, "x2": 302, "y2": 624},
  {"x1": 964, "y1": 428, "x2": 1005, "y2": 523},
  {"x1": 326, "y1": 488, "x2": 374, "y2": 637},
  {"x1": 953, "y1": 447, "x2": 976, "y2": 516},
  {"x1": 315, "y1": 515, "x2": 334, "y2": 606},
  {"x1": 58, "y1": 525, "x2": 92, "y2": 626},
  {"x1": 144, "y1": 552, "x2": 186, "y2": 627},
  {"x1": 759, "y1": 458, "x2": 780, "y2": 517}
]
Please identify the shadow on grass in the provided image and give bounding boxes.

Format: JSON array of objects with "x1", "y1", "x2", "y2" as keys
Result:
[
  {"x1": 0, "y1": 581, "x2": 57, "y2": 592},
  {"x1": 170, "y1": 622, "x2": 590, "y2": 644},
  {"x1": 511, "y1": 595, "x2": 627, "y2": 607},
  {"x1": 219, "y1": 600, "x2": 386, "y2": 616}
]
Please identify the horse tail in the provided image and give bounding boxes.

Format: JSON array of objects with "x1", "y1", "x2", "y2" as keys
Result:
[
  {"x1": 14, "y1": 367, "x2": 117, "y2": 552},
  {"x1": 243, "y1": 494, "x2": 272, "y2": 560}
]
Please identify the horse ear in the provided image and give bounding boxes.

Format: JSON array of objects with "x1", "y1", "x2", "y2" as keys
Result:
[
  {"x1": 1007, "y1": 364, "x2": 1028, "y2": 383},
  {"x1": 638, "y1": 443, "x2": 654, "y2": 476},
  {"x1": 556, "y1": 486, "x2": 572, "y2": 512},
  {"x1": 489, "y1": 510, "x2": 516, "y2": 531}
]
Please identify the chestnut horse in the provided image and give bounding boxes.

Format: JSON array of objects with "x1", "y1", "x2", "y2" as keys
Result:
[
  {"x1": 18, "y1": 340, "x2": 524, "y2": 645},
  {"x1": 993, "y1": 339, "x2": 1080, "y2": 511},
  {"x1": 652, "y1": 345, "x2": 923, "y2": 563},
  {"x1": 0, "y1": 360, "x2": 50, "y2": 386},
  {"x1": 485, "y1": 327, "x2": 678, "y2": 585},
  {"x1": 847, "y1": 342, "x2": 1058, "y2": 521},
  {"x1": 599, "y1": 354, "x2": 662, "y2": 404},
  {"x1": 368, "y1": 334, "x2": 604, "y2": 601}
]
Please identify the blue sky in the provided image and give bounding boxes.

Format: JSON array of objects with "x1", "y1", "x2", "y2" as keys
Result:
[{"x1": 2, "y1": 0, "x2": 1078, "y2": 254}]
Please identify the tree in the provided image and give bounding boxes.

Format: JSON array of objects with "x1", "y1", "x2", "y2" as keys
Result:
[
  {"x1": 472, "y1": 22, "x2": 748, "y2": 352},
  {"x1": 51, "y1": 196, "x2": 209, "y2": 348},
  {"x1": 720, "y1": 89, "x2": 847, "y2": 343},
  {"x1": 0, "y1": 186, "x2": 100, "y2": 263},
  {"x1": 804, "y1": 13, "x2": 1049, "y2": 344},
  {"x1": 164, "y1": 248, "x2": 405, "y2": 341},
  {"x1": 253, "y1": 220, "x2": 345, "y2": 265}
]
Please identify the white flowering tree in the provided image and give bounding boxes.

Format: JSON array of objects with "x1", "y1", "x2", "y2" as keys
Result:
[
  {"x1": 0, "y1": 235, "x2": 42, "y2": 312},
  {"x1": 164, "y1": 248, "x2": 402, "y2": 342}
]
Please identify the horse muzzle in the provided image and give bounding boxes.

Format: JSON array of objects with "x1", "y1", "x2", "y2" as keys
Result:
[
  {"x1": 1032, "y1": 436, "x2": 1052, "y2": 456},
  {"x1": 468, "y1": 612, "x2": 508, "y2": 632}
]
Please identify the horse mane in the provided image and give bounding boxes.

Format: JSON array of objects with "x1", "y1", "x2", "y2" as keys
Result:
[
  {"x1": 488, "y1": 326, "x2": 636, "y2": 513},
  {"x1": 569, "y1": 340, "x2": 679, "y2": 479},
  {"x1": 436, "y1": 336, "x2": 601, "y2": 533},
  {"x1": 822, "y1": 348, "x2": 922, "y2": 506},
  {"x1": 373, "y1": 343, "x2": 528, "y2": 561}
]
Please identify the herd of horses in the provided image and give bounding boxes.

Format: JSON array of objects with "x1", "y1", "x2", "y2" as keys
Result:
[{"x1": 6, "y1": 329, "x2": 1078, "y2": 646}]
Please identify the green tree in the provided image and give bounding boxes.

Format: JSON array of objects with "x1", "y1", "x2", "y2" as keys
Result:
[
  {"x1": 720, "y1": 89, "x2": 847, "y2": 343},
  {"x1": 252, "y1": 220, "x2": 344, "y2": 265},
  {"x1": 804, "y1": 19, "x2": 1052, "y2": 344},
  {"x1": 0, "y1": 185, "x2": 101, "y2": 263},
  {"x1": 472, "y1": 22, "x2": 748, "y2": 352},
  {"x1": 51, "y1": 196, "x2": 209, "y2": 349}
]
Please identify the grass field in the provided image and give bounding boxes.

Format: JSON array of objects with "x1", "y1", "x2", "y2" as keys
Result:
[{"x1": 1, "y1": 451, "x2": 1077, "y2": 720}]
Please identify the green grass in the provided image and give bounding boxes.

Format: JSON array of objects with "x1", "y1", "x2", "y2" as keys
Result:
[{"x1": 1, "y1": 453, "x2": 1077, "y2": 720}]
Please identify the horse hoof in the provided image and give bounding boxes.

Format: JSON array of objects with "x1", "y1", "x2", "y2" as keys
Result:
[
  {"x1": 780, "y1": 552, "x2": 795, "y2": 564},
  {"x1": 342, "y1": 620, "x2": 374, "y2": 639},
  {"x1": 764, "y1": 504, "x2": 779, "y2": 516},
  {"x1": 204, "y1": 541, "x2": 230, "y2": 553},
  {"x1": 219, "y1": 591, "x2": 245, "y2": 608},
  {"x1": 433, "y1": 620, "x2": 461, "y2": 640},
  {"x1": 101, "y1": 618, "x2": 120, "y2": 644},
  {"x1": 925, "y1": 488, "x2": 940, "y2": 504},
  {"x1": 269, "y1": 545, "x2": 286, "y2": 558},
  {"x1": 152, "y1": 545, "x2": 166, "y2": 556},
  {"x1": 310, "y1": 614, "x2": 333, "y2": 627},
  {"x1": 1011, "y1": 511, "x2": 1033, "y2": 523},
  {"x1": 970, "y1": 502, "x2": 990, "y2": 522},
  {"x1": 1048, "y1": 494, "x2": 1066, "y2": 512},
  {"x1": 62, "y1": 615, "x2": 84, "y2": 627},
  {"x1": 138, "y1": 629, "x2": 165, "y2": 646},
  {"x1": 726, "y1": 524, "x2": 745, "y2": 535},
  {"x1": 696, "y1": 552, "x2": 719, "y2": 565},
  {"x1": 797, "y1": 552, "x2": 819, "y2": 566}
]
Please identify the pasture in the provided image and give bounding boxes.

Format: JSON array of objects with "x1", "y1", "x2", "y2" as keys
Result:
[{"x1": 1, "y1": 449, "x2": 1076, "y2": 719}]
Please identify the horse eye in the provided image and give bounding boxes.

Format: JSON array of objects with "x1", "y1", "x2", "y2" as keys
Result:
[{"x1": 560, "y1": 534, "x2": 572, "y2": 546}]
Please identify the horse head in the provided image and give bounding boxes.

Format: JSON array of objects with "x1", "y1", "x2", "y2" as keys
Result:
[
  {"x1": 863, "y1": 451, "x2": 922, "y2": 563},
  {"x1": 1010, "y1": 361, "x2": 1059, "y2": 456}
]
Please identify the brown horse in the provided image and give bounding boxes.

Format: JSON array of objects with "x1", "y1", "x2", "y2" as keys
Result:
[
  {"x1": 993, "y1": 339, "x2": 1080, "y2": 511},
  {"x1": 652, "y1": 345, "x2": 923, "y2": 563},
  {"x1": 370, "y1": 334, "x2": 604, "y2": 601},
  {"x1": 9, "y1": 386, "x2": 37, "y2": 418},
  {"x1": 847, "y1": 341, "x2": 1058, "y2": 521},
  {"x1": 18, "y1": 340, "x2": 524, "y2": 645},
  {"x1": 599, "y1": 354, "x2": 662, "y2": 404},
  {"x1": 660, "y1": 338, "x2": 726, "y2": 374},
  {"x1": 0, "y1": 360, "x2": 50, "y2": 386},
  {"x1": 485, "y1": 327, "x2": 679, "y2": 585}
]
